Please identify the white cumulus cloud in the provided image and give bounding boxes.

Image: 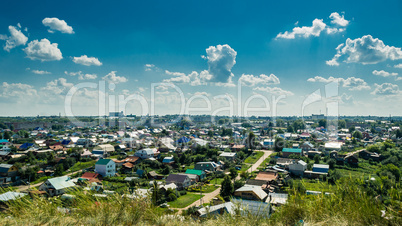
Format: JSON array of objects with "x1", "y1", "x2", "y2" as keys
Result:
[
  {"x1": 72, "y1": 55, "x2": 102, "y2": 66},
  {"x1": 0, "y1": 82, "x2": 37, "y2": 102},
  {"x1": 276, "y1": 19, "x2": 326, "y2": 39},
  {"x1": 42, "y1": 17, "x2": 74, "y2": 34},
  {"x1": 163, "y1": 70, "x2": 212, "y2": 86},
  {"x1": 102, "y1": 71, "x2": 128, "y2": 84},
  {"x1": 78, "y1": 73, "x2": 97, "y2": 80},
  {"x1": 394, "y1": 64, "x2": 402, "y2": 68},
  {"x1": 326, "y1": 35, "x2": 402, "y2": 66},
  {"x1": 239, "y1": 74, "x2": 280, "y2": 87},
  {"x1": 372, "y1": 70, "x2": 398, "y2": 77},
  {"x1": 204, "y1": 44, "x2": 237, "y2": 83},
  {"x1": 31, "y1": 69, "x2": 51, "y2": 75},
  {"x1": 253, "y1": 86, "x2": 294, "y2": 96},
  {"x1": 371, "y1": 83, "x2": 400, "y2": 95},
  {"x1": 276, "y1": 12, "x2": 348, "y2": 40},
  {"x1": 0, "y1": 25, "x2": 28, "y2": 51},
  {"x1": 23, "y1": 39, "x2": 63, "y2": 61},
  {"x1": 329, "y1": 12, "x2": 349, "y2": 27},
  {"x1": 307, "y1": 76, "x2": 370, "y2": 91}
]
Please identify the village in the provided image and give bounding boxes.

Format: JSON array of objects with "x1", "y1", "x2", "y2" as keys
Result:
[{"x1": 0, "y1": 114, "x2": 400, "y2": 218}]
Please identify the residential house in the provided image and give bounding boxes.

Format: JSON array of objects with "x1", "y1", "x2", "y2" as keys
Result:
[
  {"x1": 254, "y1": 171, "x2": 278, "y2": 184},
  {"x1": 304, "y1": 164, "x2": 329, "y2": 179},
  {"x1": 312, "y1": 164, "x2": 329, "y2": 173},
  {"x1": 276, "y1": 158, "x2": 296, "y2": 169},
  {"x1": 288, "y1": 160, "x2": 307, "y2": 176},
  {"x1": 197, "y1": 199, "x2": 270, "y2": 218},
  {"x1": 0, "y1": 151, "x2": 11, "y2": 161},
  {"x1": 219, "y1": 152, "x2": 237, "y2": 160},
  {"x1": 359, "y1": 149, "x2": 381, "y2": 161},
  {"x1": 81, "y1": 149, "x2": 92, "y2": 158},
  {"x1": 0, "y1": 191, "x2": 27, "y2": 203},
  {"x1": 231, "y1": 145, "x2": 245, "y2": 152},
  {"x1": 80, "y1": 172, "x2": 101, "y2": 182},
  {"x1": 95, "y1": 159, "x2": 116, "y2": 177},
  {"x1": 19, "y1": 143, "x2": 35, "y2": 150},
  {"x1": 0, "y1": 164, "x2": 18, "y2": 178},
  {"x1": 185, "y1": 169, "x2": 206, "y2": 181},
  {"x1": 292, "y1": 143, "x2": 300, "y2": 149},
  {"x1": 323, "y1": 142, "x2": 342, "y2": 155},
  {"x1": 0, "y1": 139, "x2": 9, "y2": 145},
  {"x1": 39, "y1": 176, "x2": 76, "y2": 196},
  {"x1": 194, "y1": 162, "x2": 221, "y2": 172},
  {"x1": 262, "y1": 139, "x2": 275, "y2": 149},
  {"x1": 344, "y1": 154, "x2": 359, "y2": 166},
  {"x1": 134, "y1": 148, "x2": 158, "y2": 159},
  {"x1": 162, "y1": 156, "x2": 175, "y2": 165},
  {"x1": 307, "y1": 150, "x2": 321, "y2": 158},
  {"x1": 121, "y1": 156, "x2": 140, "y2": 165},
  {"x1": 76, "y1": 138, "x2": 94, "y2": 147},
  {"x1": 165, "y1": 174, "x2": 191, "y2": 190},
  {"x1": 93, "y1": 144, "x2": 115, "y2": 154},
  {"x1": 148, "y1": 171, "x2": 164, "y2": 180},
  {"x1": 178, "y1": 173, "x2": 197, "y2": 184},
  {"x1": 300, "y1": 142, "x2": 314, "y2": 152},
  {"x1": 282, "y1": 148, "x2": 302, "y2": 158},
  {"x1": 234, "y1": 185, "x2": 268, "y2": 201},
  {"x1": 267, "y1": 193, "x2": 288, "y2": 206},
  {"x1": 160, "y1": 183, "x2": 178, "y2": 192}
]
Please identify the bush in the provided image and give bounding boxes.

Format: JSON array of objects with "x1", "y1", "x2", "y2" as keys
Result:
[
  {"x1": 167, "y1": 193, "x2": 177, "y2": 202},
  {"x1": 179, "y1": 190, "x2": 187, "y2": 196}
]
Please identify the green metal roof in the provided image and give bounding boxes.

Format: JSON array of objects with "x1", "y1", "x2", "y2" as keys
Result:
[
  {"x1": 282, "y1": 148, "x2": 302, "y2": 153},
  {"x1": 47, "y1": 176, "x2": 75, "y2": 190},
  {"x1": 96, "y1": 159, "x2": 113, "y2": 165},
  {"x1": 185, "y1": 169, "x2": 204, "y2": 176}
]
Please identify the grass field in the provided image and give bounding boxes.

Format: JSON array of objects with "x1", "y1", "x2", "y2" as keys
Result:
[
  {"x1": 210, "y1": 177, "x2": 225, "y2": 185},
  {"x1": 168, "y1": 193, "x2": 204, "y2": 208},
  {"x1": 244, "y1": 151, "x2": 264, "y2": 164},
  {"x1": 188, "y1": 184, "x2": 218, "y2": 193},
  {"x1": 69, "y1": 160, "x2": 96, "y2": 172},
  {"x1": 240, "y1": 164, "x2": 252, "y2": 172},
  {"x1": 301, "y1": 179, "x2": 336, "y2": 192},
  {"x1": 30, "y1": 176, "x2": 51, "y2": 185},
  {"x1": 336, "y1": 168, "x2": 378, "y2": 179}
]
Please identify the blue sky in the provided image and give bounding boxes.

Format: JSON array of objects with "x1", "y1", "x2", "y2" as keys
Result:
[{"x1": 1, "y1": 0, "x2": 402, "y2": 117}]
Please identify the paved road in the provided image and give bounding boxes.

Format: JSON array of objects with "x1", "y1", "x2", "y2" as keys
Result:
[
  {"x1": 175, "y1": 186, "x2": 221, "y2": 214},
  {"x1": 176, "y1": 150, "x2": 273, "y2": 214},
  {"x1": 236, "y1": 150, "x2": 273, "y2": 180}
]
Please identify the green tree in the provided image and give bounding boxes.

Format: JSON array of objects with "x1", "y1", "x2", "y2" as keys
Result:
[
  {"x1": 352, "y1": 131, "x2": 363, "y2": 139},
  {"x1": 3, "y1": 131, "x2": 11, "y2": 140},
  {"x1": 151, "y1": 181, "x2": 162, "y2": 205},
  {"x1": 327, "y1": 159, "x2": 336, "y2": 169},
  {"x1": 349, "y1": 126, "x2": 355, "y2": 133},
  {"x1": 220, "y1": 175, "x2": 234, "y2": 200},
  {"x1": 240, "y1": 171, "x2": 249, "y2": 180},
  {"x1": 314, "y1": 154, "x2": 321, "y2": 164},
  {"x1": 318, "y1": 119, "x2": 327, "y2": 128},
  {"x1": 246, "y1": 132, "x2": 256, "y2": 150},
  {"x1": 338, "y1": 120, "x2": 346, "y2": 129},
  {"x1": 55, "y1": 164, "x2": 64, "y2": 176},
  {"x1": 234, "y1": 179, "x2": 245, "y2": 190},
  {"x1": 229, "y1": 167, "x2": 238, "y2": 180},
  {"x1": 274, "y1": 137, "x2": 285, "y2": 152},
  {"x1": 287, "y1": 125, "x2": 294, "y2": 133}
]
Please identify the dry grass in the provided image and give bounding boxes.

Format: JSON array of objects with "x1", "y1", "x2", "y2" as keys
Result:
[{"x1": 0, "y1": 178, "x2": 401, "y2": 226}]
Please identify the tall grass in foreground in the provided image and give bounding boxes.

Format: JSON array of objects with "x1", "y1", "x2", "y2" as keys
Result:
[{"x1": 0, "y1": 179, "x2": 401, "y2": 225}]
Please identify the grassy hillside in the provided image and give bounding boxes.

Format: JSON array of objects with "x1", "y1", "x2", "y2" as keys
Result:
[{"x1": 0, "y1": 176, "x2": 401, "y2": 226}]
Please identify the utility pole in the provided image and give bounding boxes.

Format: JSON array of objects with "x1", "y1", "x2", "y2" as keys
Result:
[{"x1": 200, "y1": 182, "x2": 203, "y2": 206}]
